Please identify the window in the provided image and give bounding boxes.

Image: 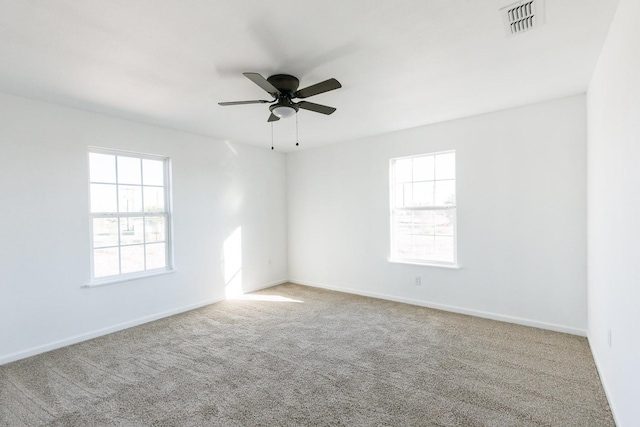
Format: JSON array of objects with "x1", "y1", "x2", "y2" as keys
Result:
[
  {"x1": 88, "y1": 148, "x2": 172, "y2": 283},
  {"x1": 390, "y1": 151, "x2": 457, "y2": 266}
]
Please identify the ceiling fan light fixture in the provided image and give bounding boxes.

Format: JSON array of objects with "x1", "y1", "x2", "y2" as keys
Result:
[{"x1": 272, "y1": 105, "x2": 297, "y2": 119}]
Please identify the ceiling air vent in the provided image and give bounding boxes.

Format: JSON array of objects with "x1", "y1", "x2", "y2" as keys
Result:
[{"x1": 501, "y1": 0, "x2": 544, "y2": 36}]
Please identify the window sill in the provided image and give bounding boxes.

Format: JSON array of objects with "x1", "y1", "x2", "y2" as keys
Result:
[
  {"x1": 389, "y1": 259, "x2": 461, "y2": 269},
  {"x1": 85, "y1": 269, "x2": 175, "y2": 288}
]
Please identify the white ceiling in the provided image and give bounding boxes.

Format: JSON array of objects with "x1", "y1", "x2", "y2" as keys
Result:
[{"x1": 0, "y1": 0, "x2": 619, "y2": 152}]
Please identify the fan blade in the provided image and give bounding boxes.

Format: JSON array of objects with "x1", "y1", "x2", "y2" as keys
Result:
[
  {"x1": 218, "y1": 100, "x2": 271, "y2": 106},
  {"x1": 267, "y1": 113, "x2": 280, "y2": 122},
  {"x1": 297, "y1": 101, "x2": 336, "y2": 115},
  {"x1": 294, "y1": 78, "x2": 341, "y2": 99},
  {"x1": 244, "y1": 72, "x2": 281, "y2": 97}
]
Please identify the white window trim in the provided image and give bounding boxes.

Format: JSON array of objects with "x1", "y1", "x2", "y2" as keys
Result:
[
  {"x1": 87, "y1": 147, "x2": 175, "y2": 286},
  {"x1": 389, "y1": 150, "x2": 459, "y2": 268},
  {"x1": 85, "y1": 269, "x2": 175, "y2": 288}
]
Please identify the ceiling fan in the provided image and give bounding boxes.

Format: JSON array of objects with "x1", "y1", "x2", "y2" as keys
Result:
[{"x1": 219, "y1": 72, "x2": 342, "y2": 122}]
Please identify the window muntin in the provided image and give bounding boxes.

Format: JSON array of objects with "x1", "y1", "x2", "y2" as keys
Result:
[
  {"x1": 390, "y1": 151, "x2": 457, "y2": 266},
  {"x1": 89, "y1": 149, "x2": 172, "y2": 282}
]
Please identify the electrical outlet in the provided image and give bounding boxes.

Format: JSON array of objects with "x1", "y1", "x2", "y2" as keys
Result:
[
  {"x1": 608, "y1": 329, "x2": 612, "y2": 349},
  {"x1": 415, "y1": 276, "x2": 421, "y2": 286}
]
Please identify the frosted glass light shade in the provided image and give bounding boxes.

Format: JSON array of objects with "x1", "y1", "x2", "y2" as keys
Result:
[{"x1": 272, "y1": 106, "x2": 296, "y2": 118}]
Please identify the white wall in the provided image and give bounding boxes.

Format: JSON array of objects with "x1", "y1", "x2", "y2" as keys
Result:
[
  {"x1": 0, "y1": 92, "x2": 288, "y2": 364},
  {"x1": 287, "y1": 95, "x2": 587, "y2": 334},
  {"x1": 587, "y1": 0, "x2": 640, "y2": 424}
]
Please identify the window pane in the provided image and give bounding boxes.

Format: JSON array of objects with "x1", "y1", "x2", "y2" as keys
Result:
[
  {"x1": 90, "y1": 184, "x2": 117, "y2": 213},
  {"x1": 403, "y1": 183, "x2": 413, "y2": 207},
  {"x1": 117, "y1": 156, "x2": 141, "y2": 185},
  {"x1": 93, "y1": 218, "x2": 118, "y2": 248},
  {"x1": 395, "y1": 234, "x2": 413, "y2": 258},
  {"x1": 143, "y1": 159, "x2": 164, "y2": 186},
  {"x1": 146, "y1": 243, "x2": 166, "y2": 270},
  {"x1": 412, "y1": 182, "x2": 434, "y2": 207},
  {"x1": 145, "y1": 217, "x2": 166, "y2": 242},
  {"x1": 394, "y1": 211, "x2": 413, "y2": 236},
  {"x1": 94, "y1": 247, "x2": 119, "y2": 277},
  {"x1": 435, "y1": 153, "x2": 455, "y2": 180},
  {"x1": 89, "y1": 150, "x2": 172, "y2": 282},
  {"x1": 434, "y1": 236, "x2": 454, "y2": 262},
  {"x1": 434, "y1": 180, "x2": 456, "y2": 206},
  {"x1": 391, "y1": 151, "x2": 455, "y2": 264},
  {"x1": 144, "y1": 186, "x2": 165, "y2": 212},
  {"x1": 120, "y1": 217, "x2": 144, "y2": 245},
  {"x1": 394, "y1": 158, "x2": 412, "y2": 183},
  {"x1": 121, "y1": 245, "x2": 145, "y2": 274},
  {"x1": 118, "y1": 185, "x2": 142, "y2": 213},
  {"x1": 435, "y1": 210, "x2": 455, "y2": 236},
  {"x1": 89, "y1": 153, "x2": 116, "y2": 183},
  {"x1": 413, "y1": 211, "x2": 435, "y2": 235},
  {"x1": 413, "y1": 156, "x2": 434, "y2": 182},
  {"x1": 413, "y1": 235, "x2": 435, "y2": 260}
]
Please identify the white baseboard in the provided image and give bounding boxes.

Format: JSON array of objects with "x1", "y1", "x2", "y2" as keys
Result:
[
  {"x1": 587, "y1": 335, "x2": 620, "y2": 427},
  {"x1": 290, "y1": 278, "x2": 587, "y2": 337},
  {"x1": 0, "y1": 297, "x2": 224, "y2": 366},
  {"x1": 243, "y1": 278, "x2": 289, "y2": 293},
  {"x1": 1, "y1": 278, "x2": 291, "y2": 366}
]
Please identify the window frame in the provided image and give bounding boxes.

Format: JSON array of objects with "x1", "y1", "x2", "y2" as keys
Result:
[
  {"x1": 389, "y1": 150, "x2": 458, "y2": 268},
  {"x1": 87, "y1": 147, "x2": 174, "y2": 286}
]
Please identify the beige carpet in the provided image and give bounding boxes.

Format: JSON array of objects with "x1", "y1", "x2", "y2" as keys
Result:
[{"x1": 0, "y1": 283, "x2": 613, "y2": 426}]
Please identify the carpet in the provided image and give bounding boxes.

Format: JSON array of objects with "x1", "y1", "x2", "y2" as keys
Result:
[{"x1": 0, "y1": 283, "x2": 613, "y2": 426}]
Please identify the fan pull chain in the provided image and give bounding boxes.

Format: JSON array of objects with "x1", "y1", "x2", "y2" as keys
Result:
[
  {"x1": 271, "y1": 122, "x2": 274, "y2": 150},
  {"x1": 296, "y1": 113, "x2": 299, "y2": 147}
]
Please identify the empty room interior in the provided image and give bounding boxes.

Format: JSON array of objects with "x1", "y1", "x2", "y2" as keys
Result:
[{"x1": 1, "y1": 0, "x2": 638, "y2": 425}]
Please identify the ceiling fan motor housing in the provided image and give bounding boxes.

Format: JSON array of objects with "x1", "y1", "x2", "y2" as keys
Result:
[{"x1": 266, "y1": 74, "x2": 300, "y2": 94}]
